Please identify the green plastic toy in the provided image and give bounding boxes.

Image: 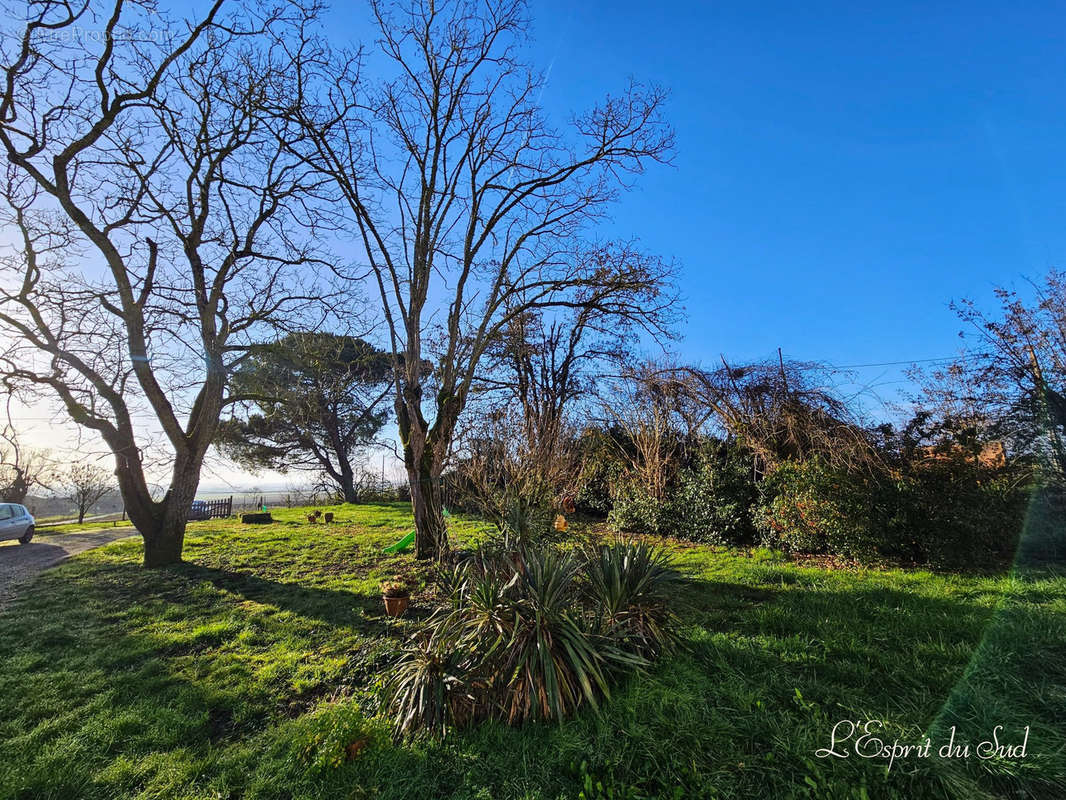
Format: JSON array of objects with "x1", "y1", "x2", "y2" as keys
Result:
[
  {"x1": 382, "y1": 510, "x2": 448, "y2": 553},
  {"x1": 382, "y1": 529, "x2": 416, "y2": 554}
]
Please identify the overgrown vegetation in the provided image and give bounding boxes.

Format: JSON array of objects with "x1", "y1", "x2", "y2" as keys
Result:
[
  {"x1": 445, "y1": 269, "x2": 1060, "y2": 575},
  {"x1": 539, "y1": 347, "x2": 1037, "y2": 571},
  {"x1": 601, "y1": 430, "x2": 1031, "y2": 568}
]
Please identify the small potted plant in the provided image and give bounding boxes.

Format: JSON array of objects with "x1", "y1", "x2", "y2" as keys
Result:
[{"x1": 381, "y1": 580, "x2": 411, "y2": 617}]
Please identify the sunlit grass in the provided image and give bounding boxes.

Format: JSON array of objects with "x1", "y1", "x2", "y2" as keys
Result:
[
  {"x1": 0, "y1": 501, "x2": 1062, "y2": 799},
  {"x1": 35, "y1": 518, "x2": 136, "y2": 535}
]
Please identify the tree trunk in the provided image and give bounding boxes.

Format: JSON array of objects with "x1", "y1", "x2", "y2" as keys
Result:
[
  {"x1": 143, "y1": 517, "x2": 186, "y2": 568},
  {"x1": 134, "y1": 482, "x2": 197, "y2": 568},
  {"x1": 339, "y1": 468, "x2": 359, "y2": 504},
  {"x1": 406, "y1": 453, "x2": 447, "y2": 559},
  {"x1": 77, "y1": 508, "x2": 85, "y2": 524},
  {"x1": 399, "y1": 401, "x2": 449, "y2": 558},
  {"x1": 395, "y1": 350, "x2": 462, "y2": 560},
  {"x1": 114, "y1": 449, "x2": 202, "y2": 568}
]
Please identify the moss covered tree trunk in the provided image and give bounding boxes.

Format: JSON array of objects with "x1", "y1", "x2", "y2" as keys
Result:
[{"x1": 398, "y1": 390, "x2": 457, "y2": 560}]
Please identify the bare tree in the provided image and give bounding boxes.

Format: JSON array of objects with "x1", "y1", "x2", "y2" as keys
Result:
[
  {"x1": 915, "y1": 271, "x2": 1066, "y2": 483},
  {"x1": 478, "y1": 289, "x2": 665, "y2": 466},
  {"x1": 0, "y1": 414, "x2": 56, "y2": 504},
  {"x1": 0, "y1": 1, "x2": 332, "y2": 565},
  {"x1": 651, "y1": 355, "x2": 879, "y2": 477},
  {"x1": 455, "y1": 289, "x2": 668, "y2": 519},
  {"x1": 600, "y1": 369, "x2": 680, "y2": 504},
  {"x1": 296, "y1": 0, "x2": 677, "y2": 557},
  {"x1": 62, "y1": 462, "x2": 113, "y2": 523}
]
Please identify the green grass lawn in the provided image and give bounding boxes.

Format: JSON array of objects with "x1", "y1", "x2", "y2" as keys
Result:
[
  {"x1": 35, "y1": 518, "x2": 136, "y2": 535},
  {"x1": 1, "y1": 501, "x2": 1063, "y2": 800}
]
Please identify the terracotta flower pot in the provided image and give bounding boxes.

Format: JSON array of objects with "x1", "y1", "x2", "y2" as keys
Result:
[{"x1": 382, "y1": 594, "x2": 409, "y2": 616}]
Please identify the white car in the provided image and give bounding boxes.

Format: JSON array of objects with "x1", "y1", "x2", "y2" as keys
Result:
[{"x1": 0, "y1": 503, "x2": 35, "y2": 544}]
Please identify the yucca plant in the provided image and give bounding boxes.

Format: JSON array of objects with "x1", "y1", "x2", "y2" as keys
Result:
[
  {"x1": 389, "y1": 542, "x2": 682, "y2": 738},
  {"x1": 435, "y1": 561, "x2": 471, "y2": 609},
  {"x1": 489, "y1": 549, "x2": 619, "y2": 723},
  {"x1": 386, "y1": 616, "x2": 481, "y2": 738},
  {"x1": 581, "y1": 539, "x2": 682, "y2": 660}
]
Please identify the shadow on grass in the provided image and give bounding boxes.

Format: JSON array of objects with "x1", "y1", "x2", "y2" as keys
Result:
[
  {"x1": 0, "y1": 514, "x2": 1063, "y2": 800},
  {"x1": 178, "y1": 563, "x2": 379, "y2": 628},
  {"x1": 176, "y1": 562, "x2": 439, "y2": 631}
]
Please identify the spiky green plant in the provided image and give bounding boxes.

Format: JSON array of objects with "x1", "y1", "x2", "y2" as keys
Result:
[
  {"x1": 489, "y1": 549, "x2": 624, "y2": 723},
  {"x1": 581, "y1": 538, "x2": 682, "y2": 659},
  {"x1": 389, "y1": 542, "x2": 679, "y2": 737},
  {"x1": 436, "y1": 561, "x2": 471, "y2": 608},
  {"x1": 385, "y1": 616, "x2": 480, "y2": 739}
]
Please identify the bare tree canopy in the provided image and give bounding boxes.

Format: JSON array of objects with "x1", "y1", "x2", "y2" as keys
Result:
[
  {"x1": 295, "y1": 0, "x2": 678, "y2": 557},
  {"x1": 648, "y1": 355, "x2": 879, "y2": 475},
  {"x1": 916, "y1": 270, "x2": 1066, "y2": 482},
  {"x1": 475, "y1": 282, "x2": 669, "y2": 458},
  {"x1": 62, "y1": 462, "x2": 114, "y2": 523},
  {"x1": 0, "y1": 0, "x2": 332, "y2": 565},
  {"x1": 449, "y1": 296, "x2": 666, "y2": 540},
  {"x1": 0, "y1": 402, "x2": 56, "y2": 503},
  {"x1": 600, "y1": 370, "x2": 682, "y2": 504}
]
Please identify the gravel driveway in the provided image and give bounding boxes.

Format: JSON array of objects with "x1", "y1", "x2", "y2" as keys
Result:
[{"x1": 0, "y1": 529, "x2": 136, "y2": 608}]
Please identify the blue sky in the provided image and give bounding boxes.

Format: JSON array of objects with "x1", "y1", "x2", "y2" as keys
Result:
[
  {"x1": 24, "y1": 0, "x2": 1066, "y2": 488},
  {"x1": 491, "y1": 0, "x2": 1066, "y2": 407}
]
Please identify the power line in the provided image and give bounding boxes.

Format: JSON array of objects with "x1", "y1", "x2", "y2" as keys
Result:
[{"x1": 825, "y1": 353, "x2": 989, "y2": 370}]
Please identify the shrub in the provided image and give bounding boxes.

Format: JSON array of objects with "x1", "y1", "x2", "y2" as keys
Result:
[
  {"x1": 754, "y1": 459, "x2": 881, "y2": 558},
  {"x1": 607, "y1": 480, "x2": 666, "y2": 535},
  {"x1": 388, "y1": 542, "x2": 683, "y2": 737},
  {"x1": 753, "y1": 454, "x2": 1029, "y2": 567},
  {"x1": 576, "y1": 458, "x2": 623, "y2": 518},
  {"x1": 574, "y1": 428, "x2": 625, "y2": 517},
  {"x1": 575, "y1": 464, "x2": 615, "y2": 517},
  {"x1": 581, "y1": 539, "x2": 681, "y2": 660},
  {"x1": 398, "y1": 549, "x2": 616, "y2": 729},
  {"x1": 891, "y1": 458, "x2": 1029, "y2": 568},
  {"x1": 445, "y1": 469, "x2": 560, "y2": 548},
  {"x1": 665, "y1": 442, "x2": 758, "y2": 545},
  {"x1": 606, "y1": 440, "x2": 759, "y2": 544}
]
